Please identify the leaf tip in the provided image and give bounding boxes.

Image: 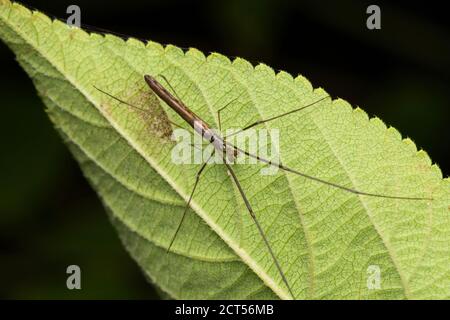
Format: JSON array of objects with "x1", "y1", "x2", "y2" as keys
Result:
[
  {"x1": 353, "y1": 107, "x2": 369, "y2": 121},
  {"x1": 164, "y1": 44, "x2": 185, "y2": 58},
  {"x1": 186, "y1": 47, "x2": 206, "y2": 61},
  {"x1": 255, "y1": 63, "x2": 276, "y2": 78},
  {"x1": 386, "y1": 126, "x2": 402, "y2": 141},
  {"x1": 126, "y1": 37, "x2": 146, "y2": 49},
  {"x1": 294, "y1": 74, "x2": 313, "y2": 92},
  {"x1": 369, "y1": 116, "x2": 387, "y2": 131},
  {"x1": 231, "y1": 57, "x2": 253, "y2": 72},
  {"x1": 276, "y1": 70, "x2": 294, "y2": 82},
  {"x1": 10, "y1": 0, "x2": 30, "y2": 18},
  {"x1": 207, "y1": 52, "x2": 231, "y2": 65},
  {"x1": 399, "y1": 135, "x2": 444, "y2": 181},
  {"x1": 416, "y1": 149, "x2": 434, "y2": 167},
  {"x1": 104, "y1": 32, "x2": 126, "y2": 45},
  {"x1": 331, "y1": 97, "x2": 353, "y2": 114},
  {"x1": 145, "y1": 40, "x2": 164, "y2": 52},
  {"x1": 30, "y1": 7, "x2": 52, "y2": 25}
]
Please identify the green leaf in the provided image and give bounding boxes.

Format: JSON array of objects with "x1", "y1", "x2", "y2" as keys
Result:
[{"x1": 1, "y1": 0, "x2": 449, "y2": 299}]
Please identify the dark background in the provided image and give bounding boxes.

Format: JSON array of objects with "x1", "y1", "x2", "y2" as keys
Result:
[{"x1": 1, "y1": 0, "x2": 449, "y2": 299}]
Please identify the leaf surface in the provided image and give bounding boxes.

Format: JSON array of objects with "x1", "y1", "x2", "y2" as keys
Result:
[{"x1": 1, "y1": 0, "x2": 449, "y2": 299}]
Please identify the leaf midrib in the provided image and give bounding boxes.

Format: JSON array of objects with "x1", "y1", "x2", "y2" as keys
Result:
[
  {"x1": 161, "y1": 55, "x2": 315, "y2": 297},
  {"x1": 205, "y1": 64, "x2": 317, "y2": 297}
]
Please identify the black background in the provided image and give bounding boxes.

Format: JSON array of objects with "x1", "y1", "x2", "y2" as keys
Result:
[{"x1": 1, "y1": 0, "x2": 449, "y2": 299}]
